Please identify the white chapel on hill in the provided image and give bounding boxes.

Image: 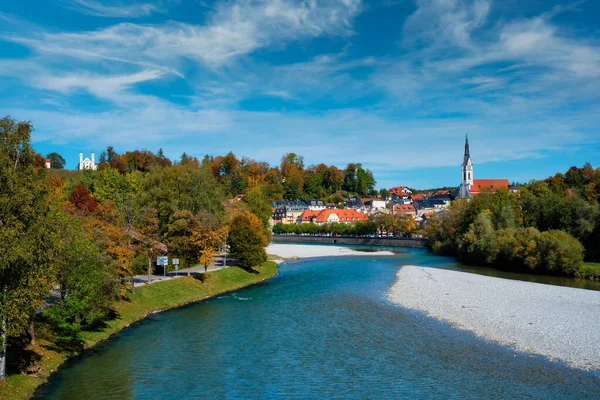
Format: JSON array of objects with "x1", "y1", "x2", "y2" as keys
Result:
[{"x1": 78, "y1": 150, "x2": 97, "y2": 171}]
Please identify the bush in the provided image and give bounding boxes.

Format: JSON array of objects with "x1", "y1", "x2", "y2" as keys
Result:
[{"x1": 537, "y1": 230, "x2": 584, "y2": 275}]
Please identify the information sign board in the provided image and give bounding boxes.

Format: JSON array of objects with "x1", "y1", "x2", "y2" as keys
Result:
[{"x1": 156, "y1": 256, "x2": 168, "y2": 266}]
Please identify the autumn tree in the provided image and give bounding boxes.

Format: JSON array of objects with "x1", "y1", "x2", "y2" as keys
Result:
[
  {"x1": 0, "y1": 116, "x2": 59, "y2": 380},
  {"x1": 191, "y1": 213, "x2": 228, "y2": 278},
  {"x1": 165, "y1": 210, "x2": 200, "y2": 276},
  {"x1": 243, "y1": 186, "x2": 272, "y2": 238},
  {"x1": 69, "y1": 182, "x2": 99, "y2": 214},
  {"x1": 281, "y1": 153, "x2": 304, "y2": 199},
  {"x1": 228, "y1": 212, "x2": 268, "y2": 271}
]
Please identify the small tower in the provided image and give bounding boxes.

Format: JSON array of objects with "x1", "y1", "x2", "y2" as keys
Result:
[
  {"x1": 79, "y1": 151, "x2": 84, "y2": 168},
  {"x1": 91, "y1": 150, "x2": 95, "y2": 165},
  {"x1": 44, "y1": 158, "x2": 51, "y2": 169},
  {"x1": 458, "y1": 134, "x2": 473, "y2": 199}
]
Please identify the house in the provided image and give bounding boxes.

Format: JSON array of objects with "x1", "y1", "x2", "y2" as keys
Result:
[
  {"x1": 410, "y1": 194, "x2": 424, "y2": 201},
  {"x1": 305, "y1": 199, "x2": 326, "y2": 211},
  {"x1": 390, "y1": 186, "x2": 412, "y2": 196},
  {"x1": 412, "y1": 200, "x2": 436, "y2": 217},
  {"x1": 362, "y1": 198, "x2": 387, "y2": 209},
  {"x1": 393, "y1": 203, "x2": 416, "y2": 218},
  {"x1": 299, "y1": 209, "x2": 318, "y2": 223},
  {"x1": 285, "y1": 204, "x2": 309, "y2": 224},
  {"x1": 344, "y1": 197, "x2": 363, "y2": 209},
  {"x1": 44, "y1": 158, "x2": 51, "y2": 169},
  {"x1": 272, "y1": 207, "x2": 286, "y2": 224},
  {"x1": 428, "y1": 193, "x2": 454, "y2": 207},
  {"x1": 312, "y1": 209, "x2": 369, "y2": 225}
]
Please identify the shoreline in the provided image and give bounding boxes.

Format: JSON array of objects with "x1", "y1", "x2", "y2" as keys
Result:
[
  {"x1": 388, "y1": 265, "x2": 600, "y2": 370},
  {"x1": 2, "y1": 262, "x2": 278, "y2": 400},
  {"x1": 266, "y1": 243, "x2": 395, "y2": 259}
]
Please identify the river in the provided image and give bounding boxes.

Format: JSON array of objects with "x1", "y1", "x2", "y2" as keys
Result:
[{"x1": 36, "y1": 249, "x2": 600, "y2": 399}]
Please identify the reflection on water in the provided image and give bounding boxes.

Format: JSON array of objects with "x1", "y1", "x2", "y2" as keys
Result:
[{"x1": 37, "y1": 250, "x2": 600, "y2": 399}]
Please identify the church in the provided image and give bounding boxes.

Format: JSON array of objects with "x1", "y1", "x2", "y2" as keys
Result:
[
  {"x1": 78, "y1": 150, "x2": 97, "y2": 171},
  {"x1": 458, "y1": 136, "x2": 509, "y2": 198}
]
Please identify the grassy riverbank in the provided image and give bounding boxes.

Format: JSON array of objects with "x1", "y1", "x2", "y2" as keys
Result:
[
  {"x1": 1, "y1": 262, "x2": 278, "y2": 400},
  {"x1": 579, "y1": 263, "x2": 600, "y2": 281}
]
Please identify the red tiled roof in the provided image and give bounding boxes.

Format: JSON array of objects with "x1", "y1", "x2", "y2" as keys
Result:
[
  {"x1": 470, "y1": 179, "x2": 510, "y2": 195},
  {"x1": 313, "y1": 209, "x2": 368, "y2": 223},
  {"x1": 299, "y1": 210, "x2": 318, "y2": 222},
  {"x1": 394, "y1": 203, "x2": 415, "y2": 212},
  {"x1": 410, "y1": 194, "x2": 425, "y2": 201},
  {"x1": 390, "y1": 186, "x2": 410, "y2": 195}
]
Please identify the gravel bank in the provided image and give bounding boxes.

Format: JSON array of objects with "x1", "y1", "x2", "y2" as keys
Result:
[
  {"x1": 267, "y1": 243, "x2": 394, "y2": 259},
  {"x1": 388, "y1": 265, "x2": 600, "y2": 370}
]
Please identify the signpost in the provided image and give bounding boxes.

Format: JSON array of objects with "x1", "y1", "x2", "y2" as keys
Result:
[
  {"x1": 173, "y1": 258, "x2": 179, "y2": 276},
  {"x1": 157, "y1": 256, "x2": 168, "y2": 278}
]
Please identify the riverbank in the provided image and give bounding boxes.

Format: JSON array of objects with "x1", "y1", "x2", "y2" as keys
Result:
[
  {"x1": 1, "y1": 262, "x2": 278, "y2": 400},
  {"x1": 388, "y1": 265, "x2": 600, "y2": 370},
  {"x1": 272, "y1": 234, "x2": 426, "y2": 248},
  {"x1": 267, "y1": 243, "x2": 395, "y2": 259}
]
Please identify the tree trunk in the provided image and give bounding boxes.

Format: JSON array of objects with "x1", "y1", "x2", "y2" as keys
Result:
[
  {"x1": 29, "y1": 318, "x2": 36, "y2": 346},
  {"x1": 0, "y1": 315, "x2": 6, "y2": 381},
  {"x1": 147, "y1": 255, "x2": 152, "y2": 284},
  {"x1": 131, "y1": 274, "x2": 135, "y2": 295}
]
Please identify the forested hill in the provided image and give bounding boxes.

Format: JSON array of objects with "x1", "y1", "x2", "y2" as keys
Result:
[{"x1": 69, "y1": 148, "x2": 380, "y2": 200}]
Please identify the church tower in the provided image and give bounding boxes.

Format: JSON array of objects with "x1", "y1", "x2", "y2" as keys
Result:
[
  {"x1": 462, "y1": 134, "x2": 473, "y2": 186},
  {"x1": 458, "y1": 134, "x2": 473, "y2": 199}
]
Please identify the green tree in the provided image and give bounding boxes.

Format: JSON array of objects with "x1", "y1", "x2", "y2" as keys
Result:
[
  {"x1": 243, "y1": 186, "x2": 272, "y2": 239},
  {"x1": 228, "y1": 212, "x2": 268, "y2": 271},
  {"x1": 165, "y1": 210, "x2": 200, "y2": 276},
  {"x1": 46, "y1": 152, "x2": 66, "y2": 169},
  {"x1": 0, "y1": 116, "x2": 59, "y2": 380},
  {"x1": 45, "y1": 215, "x2": 118, "y2": 340}
]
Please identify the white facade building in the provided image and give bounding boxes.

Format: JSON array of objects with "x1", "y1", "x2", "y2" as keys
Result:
[{"x1": 79, "y1": 151, "x2": 97, "y2": 171}]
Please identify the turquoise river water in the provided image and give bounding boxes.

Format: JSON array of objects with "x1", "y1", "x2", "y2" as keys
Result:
[{"x1": 36, "y1": 247, "x2": 600, "y2": 399}]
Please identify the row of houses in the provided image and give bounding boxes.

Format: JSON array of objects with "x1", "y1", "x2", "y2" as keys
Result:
[
  {"x1": 271, "y1": 199, "x2": 371, "y2": 225},
  {"x1": 270, "y1": 191, "x2": 453, "y2": 226}
]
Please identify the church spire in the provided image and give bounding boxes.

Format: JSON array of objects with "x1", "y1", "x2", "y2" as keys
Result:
[{"x1": 463, "y1": 134, "x2": 470, "y2": 164}]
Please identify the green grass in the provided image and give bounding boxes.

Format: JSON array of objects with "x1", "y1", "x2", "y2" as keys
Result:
[
  {"x1": 0, "y1": 262, "x2": 278, "y2": 400},
  {"x1": 578, "y1": 262, "x2": 600, "y2": 281}
]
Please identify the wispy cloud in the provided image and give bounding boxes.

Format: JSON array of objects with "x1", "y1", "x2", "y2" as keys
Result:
[
  {"x1": 7, "y1": 0, "x2": 362, "y2": 69},
  {"x1": 59, "y1": 0, "x2": 164, "y2": 18}
]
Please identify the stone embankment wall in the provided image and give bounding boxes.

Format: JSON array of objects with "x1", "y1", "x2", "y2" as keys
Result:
[{"x1": 271, "y1": 235, "x2": 427, "y2": 248}]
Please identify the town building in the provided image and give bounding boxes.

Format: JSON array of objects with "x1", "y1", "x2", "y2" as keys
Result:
[
  {"x1": 390, "y1": 186, "x2": 412, "y2": 196},
  {"x1": 393, "y1": 203, "x2": 416, "y2": 218},
  {"x1": 458, "y1": 136, "x2": 509, "y2": 198},
  {"x1": 362, "y1": 198, "x2": 387, "y2": 209},
  {"x1": 299, "y1": 209, "x2": 369, "y2": 225},
  {"x1": 78, "y1": 150, "x2": 97, "y2": 171},
  {"x1": 44, "y1": 158, "x2": 51, "y2": 169}
]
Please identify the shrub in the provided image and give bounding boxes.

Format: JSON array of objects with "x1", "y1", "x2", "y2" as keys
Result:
[{"x1": 537, "y1": 230, "x2": 584, "y2": 275}]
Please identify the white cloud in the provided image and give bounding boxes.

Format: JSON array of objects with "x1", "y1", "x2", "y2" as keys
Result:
[
  {"x1": 60, "y1": 0, "x2": 163, "y2": 18},
  {"x1": 7, "y1": 0, "x2": 362, "y2": 69}
]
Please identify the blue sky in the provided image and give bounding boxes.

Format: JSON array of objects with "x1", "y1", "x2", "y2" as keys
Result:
[{"x1": 1, "y1": 0, "x2": 599, "y2": 189}]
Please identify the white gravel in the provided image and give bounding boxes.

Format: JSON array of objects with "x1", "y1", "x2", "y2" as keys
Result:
[
  {"x1": 267, "y1": 243, "x2": 394, "y2": 259},
  {"x1": 388, "y1": 265, "x2": 600, "y2": 370}
]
